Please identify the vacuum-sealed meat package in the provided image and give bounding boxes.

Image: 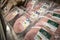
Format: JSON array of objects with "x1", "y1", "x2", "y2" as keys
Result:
[
  {"x1": 39, "y1": 17, "x2": 60, "y2": 33},
  {"x1": 46, "y1": 11, "x2": 60, "y2": 24},
  {"x1": 13, "y1": 13, "x2": 32, "y2": 33},
  {"x1": 33, "y1": 1, "x2": 53, "y2": 16},
  {"x1": 24, "y1": 26, "x2": 52, "y2": 40},
  {"x1": 0, "y1": 0, "x2": 7, "y2": 8},
  {"x1": 34, "y1": 28, "x2": 52, "y2": 40},
  {"x1": 5, "y1": 7, "x2": 25, "y2": 22},
  {"x1": 24, "y1": 27, "x2": 41, "y2": 40}
]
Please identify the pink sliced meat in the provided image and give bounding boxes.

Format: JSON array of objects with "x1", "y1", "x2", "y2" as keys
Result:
[
  {"x1": 13, "y1": 16, "x2": 27, "y2": 33},
  {"x1": 24, "y1": 26, "x2": 41, "y2": 40},
  {"x1": 5, "y1": 11, "x2": 18, "y2": 22}
]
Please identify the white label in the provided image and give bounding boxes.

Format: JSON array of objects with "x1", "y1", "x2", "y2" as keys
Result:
[
  {"x1": 22, "y1": 19, "x2": 30, "y2": 29},
  {"x1": 12, "y1": 11, "x2": 18, "y2": 16},
  {"x1": 38, "y1": 8, "x2": 46, "y2": 14},
  {"x1": 30, "y1": 12, "x2": 39, "y2": 20},
  {"x1": 34, "y1": 31, "x2": 49, "y2": 40},
  {"x1": 43, "y1": 22, "x2": 57, "y2": 32}
]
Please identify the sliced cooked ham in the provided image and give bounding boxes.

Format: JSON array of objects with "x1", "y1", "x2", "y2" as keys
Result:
[
  {"x1": 24, "y1": 26, "x2": 41, "y2": 40},
  {"x1": 13, "y1": 15, "x2": 28, "y2": 33},
  {"x1": 45, "y1": 12, "x2": 60, "y2": 24},
  {"x1": 24, "y1": 25, "x2": 52, "y2": 40},
  {"x1": 5, "y1": 7, "x2": 25, "y2": 22},
  {"x1": 13, "y1": 12, "x2": 32, "y2": 33},
  {"x1": 5, "y1": 11, "x2": 18, "y2": 22}
]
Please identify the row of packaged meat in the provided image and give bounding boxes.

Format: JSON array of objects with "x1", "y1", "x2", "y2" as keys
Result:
[{"x1": 3, "y1": 0, "x2": 60, "y2": 40}]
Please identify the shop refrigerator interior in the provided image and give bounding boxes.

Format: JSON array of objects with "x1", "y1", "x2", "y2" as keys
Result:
[{"x1": 0, "y1": 0, "x2": 60, "y2": 40}]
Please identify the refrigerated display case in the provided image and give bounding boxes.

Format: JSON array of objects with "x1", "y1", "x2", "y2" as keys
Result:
[{"x1": 0, "y1": 0, "x2": 60, "y2": 40}]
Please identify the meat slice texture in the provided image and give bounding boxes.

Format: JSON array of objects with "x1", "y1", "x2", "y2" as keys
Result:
[
  {"x1": 13, "y1": 15, "x2": 27, "y2": 33},
  {"x1": 13, "y1": 13, "x2": 31, "y2": 33},
  {"x1": 24, "y1": 26, "x2": 41, "y2": 40},
  {"x1": 24, "y1": 25, "x2": 52, "y2": 40},
  {"x1": 5, "y1": 11, "x2": 18, "y2": 22},
  {"x1": 5, "y1": 7, "x2": 25, "y2": 22}
]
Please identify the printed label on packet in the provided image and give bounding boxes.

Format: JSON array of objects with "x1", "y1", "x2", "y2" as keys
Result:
[
  {"x1": 37, "y1": 2, "x2": 51, "y2": 14},
  {"x1": 30, "y1": 11, "x2": 40, "y2": 20},
  {"x1": 52, "y1": 13, "x2": 60, "y2": 20},
  {"x1": 37, "y1": 7, "x2": 46, "y2": 14},
  {"x1": 47, "y1": 20, "x2": 59, "y2": 28},
  {"x1": 34, "y1": 29, "x2": 51, "y2": 40},
  {"x1": 34, "y1": 35, "x2": 42, "y2": 40},
  {"x1": 12, "y1": 11, "x2": 18, "y2": 16},
  {"x1": 22, "y1": 19, "x2": 31, "y2": 29},
  {"x1": 43, "y1": 20, "x2": 59, "y2": 32}
]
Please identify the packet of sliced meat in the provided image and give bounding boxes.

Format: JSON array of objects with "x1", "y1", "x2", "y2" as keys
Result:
[
  {"x1": 24, "y1": 25, "x2": 52, "y2": 40},
  {"x1": 13, "y1": 10, "x2": 41, "y2": 33},
  {"x1": 13, "y1": 12, "x2": 32, "y2": 33},
  {"x1": 49, "y1": 2, "x2": 60, "y2": 12},
  {"x1": 24, "y1": 26, "x2": 41, "y2": 40},
  {"x1": 33, "y1": 1, "x2": 52, "y2": 16},
  {"x1": 5, "y1": 7, "x2": 25, "y2": 22},
  {"x1": 45, "y1": 11, "x2": 60, "y2": 24},
  {"x1": 34, "y1": 28, "x2": 52, "y2": 40},
  {"x1": 39, "y1": 17, "x2": 60, "y2": 33}
]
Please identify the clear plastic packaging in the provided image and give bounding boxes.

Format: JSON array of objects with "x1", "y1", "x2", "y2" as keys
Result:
[
  {"x1": 39, "y1": 17, "x2": 60, "y2": 33},
  {"x1": 24, "y1": 24, "x2": 52, "y2": 40},
  {"x1": 45, "y1": 11, "x2": 60, "y2": 24},
  {"x1": 5, "y1": 7, "x2": 25, "y2": 22},
  {"x1": 13, "y1": 14, "x2": 32, "y2": 33}
]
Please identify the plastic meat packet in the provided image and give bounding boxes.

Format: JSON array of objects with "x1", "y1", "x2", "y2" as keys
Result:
[{"x1": 5, "y1": 7, "x2": 25, "y2": 22}]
